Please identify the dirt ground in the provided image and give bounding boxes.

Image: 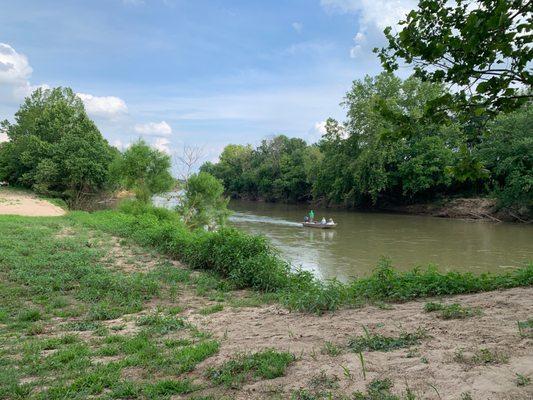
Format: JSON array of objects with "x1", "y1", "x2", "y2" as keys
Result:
[
  {"x1": 0, "y1": 188, "x2": 65, "y2": 216},
  {"x1": 184, "y1": 287, "x2": 533, "y2": 399}
]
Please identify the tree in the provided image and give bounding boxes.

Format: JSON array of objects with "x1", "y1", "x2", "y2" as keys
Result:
[
  {"x1": 477, "y1": 105, "x2": 532, "y2": 211},
  {"x1": 177, "y1": 171, "x2": 230, "y2": 229},
  {"x1": 0, "y1": 87, "x2": 115, "y2": 207},
  {"x1": 114, "y1": 139, "x2": 174, "y2": 203},
  {"x1": 376, "y1": 0, "x2": 532, "y2": 115}
]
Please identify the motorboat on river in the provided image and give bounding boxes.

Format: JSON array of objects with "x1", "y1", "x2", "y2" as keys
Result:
[{"x1": 302, "y1": 221, "x2": 337, "y2": 229}]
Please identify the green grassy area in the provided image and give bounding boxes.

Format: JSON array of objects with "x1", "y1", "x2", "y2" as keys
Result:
[{"x1": 0, "y1": 215, "x2": 222, "y2": 399}]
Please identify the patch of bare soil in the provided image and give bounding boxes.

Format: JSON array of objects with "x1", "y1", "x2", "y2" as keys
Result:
[
  {"x1": 193, "y1": 287, "x2": 533, "y2": 399},
  {"x1": 0, "y1": 189, "x2": 65, "y2": 216}
]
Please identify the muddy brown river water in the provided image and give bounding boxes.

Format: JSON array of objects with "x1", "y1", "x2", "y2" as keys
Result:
[{"x1": 228, "y1": 200, "x2": 533, "y2": 281}]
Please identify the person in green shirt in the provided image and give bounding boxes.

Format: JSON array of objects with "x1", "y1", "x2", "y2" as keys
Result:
[{"x1": 309, "y1": 210, "x2": 315, "y2": 222}]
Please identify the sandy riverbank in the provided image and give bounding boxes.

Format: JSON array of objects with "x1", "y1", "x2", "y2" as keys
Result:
[{"x1": 0, "y1": 188, "x2": 65, "y2": 216}]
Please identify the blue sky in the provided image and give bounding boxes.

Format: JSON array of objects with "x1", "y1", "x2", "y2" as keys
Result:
[{"x1": 0, "y1": 0, "x2": 415, "y2": 161}]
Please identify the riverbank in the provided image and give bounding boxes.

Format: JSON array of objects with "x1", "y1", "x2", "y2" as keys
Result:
[
  {"x1": 380, "y1": 197, "x2": 531, "y2": 224},
  {"x1": 0, "y1": 213, "x2": 531, "y2": 399}
]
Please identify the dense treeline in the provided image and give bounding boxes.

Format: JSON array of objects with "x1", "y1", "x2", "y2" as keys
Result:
[{"x1": 202, "y1": 73, "x2": 532, "y2": 214}]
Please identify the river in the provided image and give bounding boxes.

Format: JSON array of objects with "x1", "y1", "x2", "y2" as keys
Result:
[{"x1": 228, "y1": 200, "x2": 533, "y2": 281}]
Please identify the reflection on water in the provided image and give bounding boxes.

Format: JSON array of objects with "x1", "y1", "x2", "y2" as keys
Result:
[{"x1": 229, "y1": 200, "x2": 533, "y2": 281}]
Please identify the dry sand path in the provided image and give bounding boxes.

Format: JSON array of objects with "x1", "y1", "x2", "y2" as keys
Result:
[{"x1": 0, "y1": 188, "x2": 65, "y2": 216}]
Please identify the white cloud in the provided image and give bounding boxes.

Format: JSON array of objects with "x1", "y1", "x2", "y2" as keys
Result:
[
  {"x1": 0, "y1": 43, "x2": 32, "y2": 86},
  {"x1": 0, "y1": 43, "x2": 39, "y2": 101},
  {"x1": 320, "y1": 0, "x2": 417, "y2": 56},
  {"x1": 292, "y1": 22, "x2": 303, "y2": 34},
  {"x1": 134, "y1": 121, "x2": 172, "y2": 136},
  {"x1": 306, "y1": 120, "x2": 328, "y2": 144},
  {"x1": 153, "y1": 137, "x2": 171, "y2": 154},
  {"x1": 76, "y1": 93, "x2": 128, "y2": 119},
  {"x1": 112, "y1": 139, "x2": 130, "y2": 150}
]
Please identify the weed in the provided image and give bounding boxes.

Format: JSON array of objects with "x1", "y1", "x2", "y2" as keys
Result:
[
  {"x1": 137, "y1": 313, "x2": 187, "y2": 334},
  {"x1": 517, "y1": 319, "x2": 533, "y2": 338},
  {"x1": 142, "y1": 379, "x2": 196, "y2": 398},
  {"x1": 515, "y1": 373, "x2": 531, "y2": 387},
  {"x1": 309, "y1": 370, "x2": 339, "y2": 390},
  {"x1": 198, "y1": 304, "x2": 224, "y2": 315},
  {"x1": 340, "y1": 364, "x2": 353, "y2": 381},
  {"x1": 348, "y1": 328, "x2": 428, "y2": 353},
  {"x1": 424, "y1": 302, "x2": 481, "y2": 319},
  {"x1": 18, "y1": 309, "x2": 41, "y2": 322},
  {"x1": 321, "y1": 341, "x2": 342, "y2": 356},
  {"x1": 207, "y1": 349, "x2": 294, "y2": 388},
  {"x1": 453, "y1": 348, "x2": 509, "y2": 365},
  {"x1": 353, "y1": 378, "x2": 415, "y2": 400}
]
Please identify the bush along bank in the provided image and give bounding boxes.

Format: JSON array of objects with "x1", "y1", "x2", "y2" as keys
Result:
[{"x1": 70, "y1": 201, "x2": 533, "y2": 314}]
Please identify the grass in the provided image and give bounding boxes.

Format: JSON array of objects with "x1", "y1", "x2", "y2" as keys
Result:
[
  {"x1": 423, "y1": 302, "x2": 482, "y2": 319},
  {"x1": 0, "y1": 214, "x2": 221, "y2": 399},
  {"x1": 348, "y1": 328, "x2": 428, "y2": 353},
  {"x1": 198, "y1": 304, "x2": 224, "y2": 315},
  {"x1": 321, "y1": 341, "x2": 342, "y2": 356},
  {"x1": 517, "y1": 319, "x2": 533, "y2": 338},
  {"x1": 453, "y1": 348, "x2": 509, "y2": 365},
  {"x1": 352, "y1": 378, "x2": 417, "y2": 400},
  {"x1": 207, "y1": 349, "x2": 295, "y2": 388}
]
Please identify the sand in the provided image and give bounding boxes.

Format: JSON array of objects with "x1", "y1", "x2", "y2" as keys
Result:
[
  {"x1": 187, "y1": 287, "x2": 533, "y2": 399},
  {"x1": 0, "y1": 188, "x2": 65, "y2": 216}
]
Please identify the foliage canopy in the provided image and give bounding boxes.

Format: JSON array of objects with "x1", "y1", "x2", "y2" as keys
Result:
[
  {"x1": 376, "y1": 0, "x2": 532, "y2": 116},
  {"x1": 0, "y1": 87, "x2": 115, "y2": 207}
]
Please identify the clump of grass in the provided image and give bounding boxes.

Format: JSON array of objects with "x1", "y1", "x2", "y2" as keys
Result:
[
  {"x1": 353, "y1": 378, "x2": 415, "y2": 400},
  {"x1": 207, "y1": 349, "x2": 294, "y2": 388},
  {"x1": 65, "y1": 320, "x2": 102, "y2": 332},
  {"x1": 137, "y1": 313, "x2": 187, "y2": 334},
  {"x1": 517, "y1": 319, "x2": 533, "y2": 338},
  {"x1": 515, "y1": 373, "x2": 531, "y2": 387},
  {"x1": 424, "y1": 302, "x2": 481, "y2": 319},
  {"x1": 142, "y1": 379, "x2": 197, "y2": 398},
  {"x1": 18, "y1": 309, "x2": 41, "y2": 322},
  {"x1": 309, "y1": 370, "x2": 339, "y2": 390},
  {"x1": 198, "y1": 304, "x2": 224, "y2": 315},
  {"x1": 453, "y1": 348, "x2": 509, "y2": 365},
  {"x1": 348, "y1": 327, "x2": 428, "y2": 353},
  {"x1": 321, "y1": 341, "x2": 342, "y2": 356}
]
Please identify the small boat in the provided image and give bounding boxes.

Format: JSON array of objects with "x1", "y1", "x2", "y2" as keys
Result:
[{"x1": 302, "y1": 222, "x2": 337, "y2": 229}]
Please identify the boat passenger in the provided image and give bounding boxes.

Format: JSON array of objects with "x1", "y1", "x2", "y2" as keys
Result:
[
  {"x1": 327, "y1": 218, "x2": 335, "y2": 225},
  {"x1": 304, "y1": 215, "x2": 309, "y2": 223},
  {"x1": 321, "y1": 217, "x2": 326, "y2": 224},
  {"x1": 309, "y1": 210, "x2": 315, "y2": 222}
]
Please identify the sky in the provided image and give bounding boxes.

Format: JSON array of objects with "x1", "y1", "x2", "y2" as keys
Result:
[{"x1": 0, "y1": 0, "x2": 416, "y2": 162}]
